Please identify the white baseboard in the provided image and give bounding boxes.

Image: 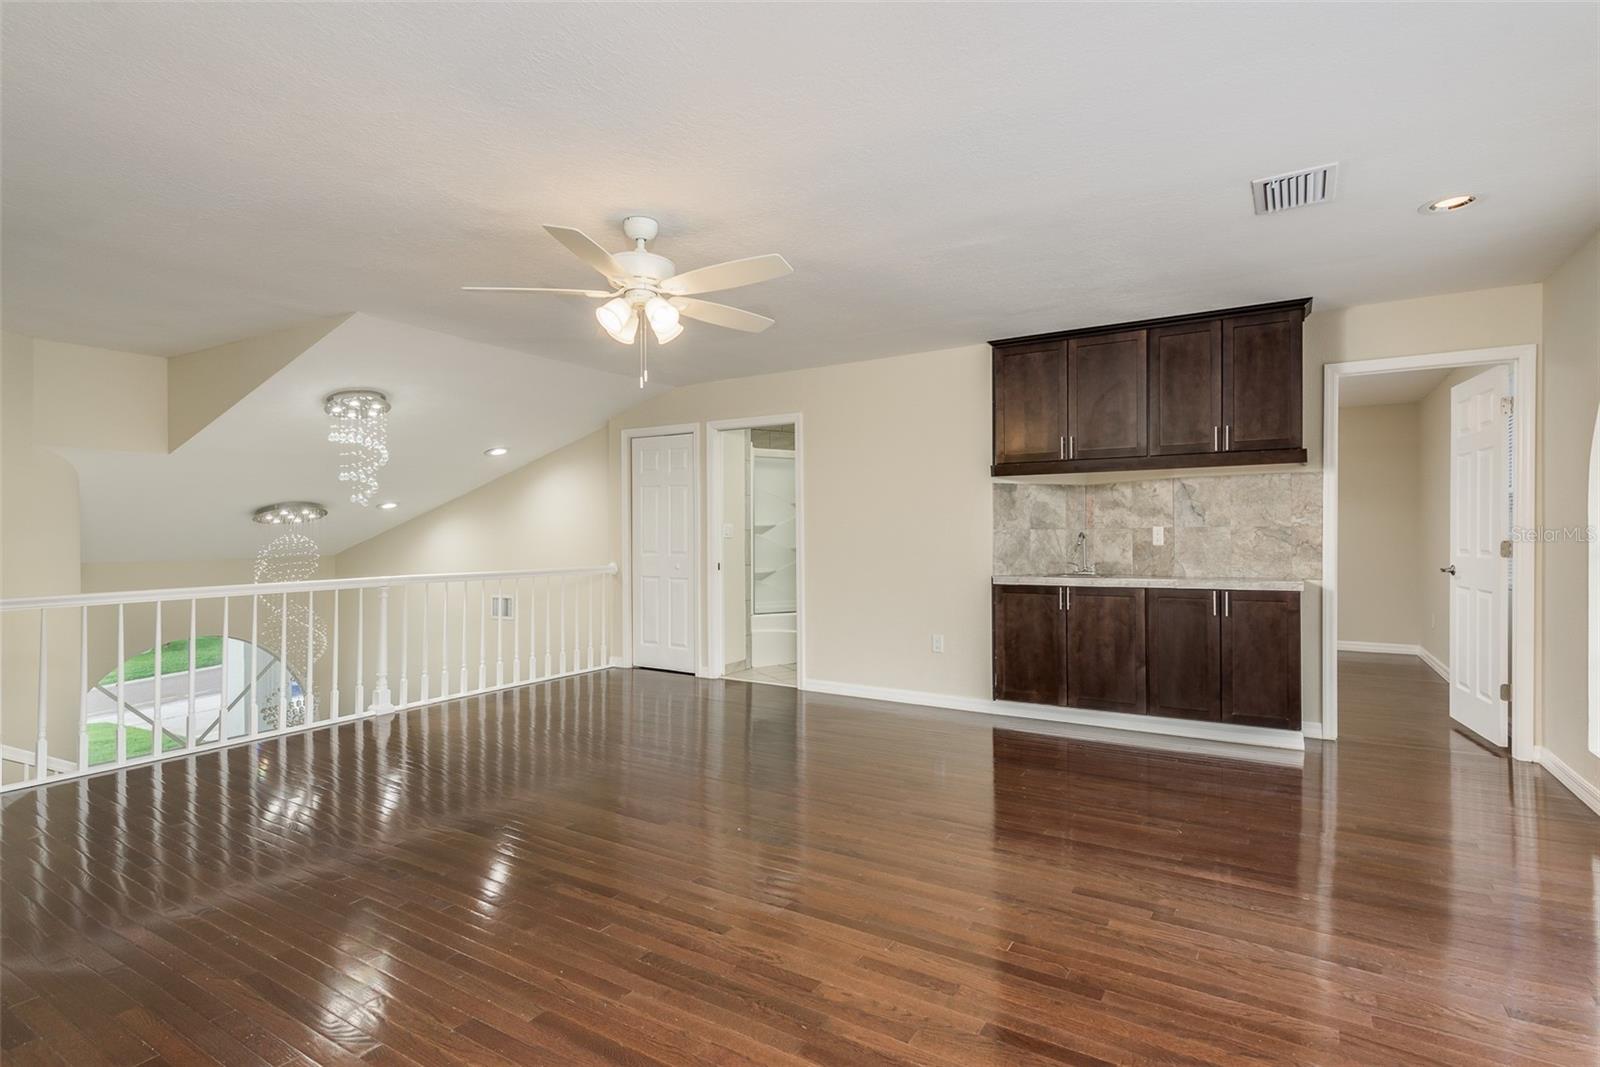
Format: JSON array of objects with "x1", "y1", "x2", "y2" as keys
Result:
[
  {"x1": 1301, "y1": 721, "x2": 1326, "y2": 740},
  {"x1": 800, "y1": 677, "x2": 1304, "y2": 751},
  {"x1": 1337, "y1": 640, "x2": 1449, "y2": 681},
  {"x1": 1536, "y1": 746, "x2": 1600, "y2": 818}
]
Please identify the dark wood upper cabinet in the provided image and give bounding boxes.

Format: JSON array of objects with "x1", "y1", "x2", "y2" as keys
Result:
[
  {"x1": 991, "y1": 298, "x2": 1309, "y2": 475},
  {"x1": 1065, "y1": 587, "x2": 1146, "y2": 715},
  {"x1": 993, "y1": 584, "x2": 1065, "y2": 706},
  {"x1": 1220, "y1": 590, "x2": 1301, "y2": 730},
  {"x1": 1221, "y1": 308, "x2": 1303, "y2": 453},
  {"x1": 992, "y1": 343, "x2": 1068, "y2": 465},
  {"x1": 1066, "y1": 329, "x2": 1147, "y2": 460},
  {"x1": 1148, "y1": 320, "x2": 1222, "y2": 457},
  {"x1": 1146, "y1": 587, "x2": 1222, "y2": 721}
]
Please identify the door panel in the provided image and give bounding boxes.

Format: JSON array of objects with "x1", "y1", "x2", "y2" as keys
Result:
[
  {"x1": 1219, "y1": 590, "x2": 1300, "y2": 729},
  {"x1": 1148, "y1": 321, "x2": 1222, "y2": 456},
  {"x1": 633, "y1": 434, "x2": 697, "y2": 673},
  {"x1": 1066, "y1": 587, "x2": 1146, "y2": 713},
  {"x1": 1067, "y1": 330, "x2": 1148, "y2": 460},
  {"x1": 993, "y1": 585, "x2": 1065, "y2": 705},
  {"x1": 1221, "y1": 309, "x2": 1302, "y2": 452},
  {"x1": 1447, "y1": 366, "x2": 1510, "y2": 746},
  {"x1": 1146, "y1": 588, "x2": 1221, "y2": 721},
  {"x1": 993, "y1": 344, "x2": 1068, "y2": 464}
]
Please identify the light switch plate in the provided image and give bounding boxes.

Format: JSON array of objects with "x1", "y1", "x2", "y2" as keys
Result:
[
  {"x1": 723, "y1": 522, "x2": 734, "y2": 538},
  {"x1": 1152, "y1": 525, "x2": 1165, "y2": 546},
  {"x1": 931, "y1": 634, "x2": 944, "y2": 654}
]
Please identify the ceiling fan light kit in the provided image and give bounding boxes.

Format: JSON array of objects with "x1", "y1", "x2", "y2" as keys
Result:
[{"x1": 464, "y1": 215, "x2": 792, "y2": 386}]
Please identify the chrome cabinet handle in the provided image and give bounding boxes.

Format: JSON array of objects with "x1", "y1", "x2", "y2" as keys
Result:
[
  {"x1": 1223, "y1": 424, "x2": 1231, "y2": 450},
  {"x1": 1223, "y1": 591, "x2": 1230, "y2": 617},
  {"x1": 1212, "y1": 591, "x2": 1217, "y2": 616},
  {"x1": 1440, "y1": 565, "x2": 1457, "y2": 576},
  {"x1": 1058, "y1": 587, "x2": 1063, "y2": 610},
  {"x1": 1212, "y1": 425, "x2": 1219, "y2": 451},
  {"x1": 1068, "y1": 435, "x2": 1075, "y2": 459},
  {"x1": 1059, "y1": 435, "x2": 1065, "y2": 460}
]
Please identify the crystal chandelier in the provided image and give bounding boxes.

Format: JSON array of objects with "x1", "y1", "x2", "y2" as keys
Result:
[
  {"x1": 251, "y1": 502, "x2": 330, "y2": 729},
  {"x1": 324, "y1": 389, "x2": 390, "y2": 506}
]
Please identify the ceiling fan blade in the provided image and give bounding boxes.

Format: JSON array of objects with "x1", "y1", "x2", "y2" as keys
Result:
[
  {"x1": 461, "y1": 286, "x2": 613, "y2": 297},
  {"x1": 660, "y1": 254, "x2": 792, "y2": 296},
  {"x1": 674, "y1": 298, "x2": 775, "y2": 333},
  {"x1": 543, "y1": 225, "x2": 626, "y2": 280}
]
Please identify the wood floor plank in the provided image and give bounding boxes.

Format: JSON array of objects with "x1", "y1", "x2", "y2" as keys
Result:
[{"x1": 3, "y1": 657, "x2": 1598, "y2": 1065}]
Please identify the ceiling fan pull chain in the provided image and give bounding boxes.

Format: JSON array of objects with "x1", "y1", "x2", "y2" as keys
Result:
[{"x1": 638, "y1": 328, "x2": 648, "y2": 388}]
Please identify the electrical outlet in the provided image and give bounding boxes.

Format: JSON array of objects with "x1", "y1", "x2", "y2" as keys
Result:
[
  {"x1": 931, "y1": 634, "x2": 944, "y2": 654},
  {"x1": 1152, "y1": 525, "x2": 1165, "y2": 546},
  {"x1": 722, "y1": 522, "x2": 734, "y2": 539}
]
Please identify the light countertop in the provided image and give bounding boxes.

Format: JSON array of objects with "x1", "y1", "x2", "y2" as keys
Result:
[{"x1": 993, "y1": 575, "x2": 1305, "y2": 592}]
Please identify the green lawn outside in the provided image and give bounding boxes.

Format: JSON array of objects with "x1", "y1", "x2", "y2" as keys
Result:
[
  {"x1": 86, "y1": 721, "x2": 185, "y2": 764},
  {"x1": 98, "y1": 636, "x2": 223, "y2": 686}
]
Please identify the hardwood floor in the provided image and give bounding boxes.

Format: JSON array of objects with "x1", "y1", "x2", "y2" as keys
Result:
[{"x1": 3, "y1": 654, "x2": 1597, "y2": 1065}]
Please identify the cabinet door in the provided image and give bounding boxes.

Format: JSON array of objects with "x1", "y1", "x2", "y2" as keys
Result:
[
  {"x1": 1220, "y1": 590, "x2": 1301, "y2": 729},
  {"x1": 1146, "y1": 588, "x2": 1221, "y2": 721},
  {"x1": 1221, "y1": 309, "x2": 1302, "y2": 452},
  {"x1": 993, "y1": 584, "x2": 1065, "y2": 705},
  {"x1": 1066, "y1": 587, "x2": 1146, "y2": 714},
  {"x1": 993, "y1": 343, "x2": 1068, "y2": 464},
  {"x1": 1148, "y1": 320, "x2": 1222, "y2": 457},
  {"x1": 1066, "y1": 330, "x2": 1147, "y2": 460}
]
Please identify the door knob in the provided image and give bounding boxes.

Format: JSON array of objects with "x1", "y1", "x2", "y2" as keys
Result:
[{"x1": 1440, "y1": 565, "x2": 1457, "y2": 576}]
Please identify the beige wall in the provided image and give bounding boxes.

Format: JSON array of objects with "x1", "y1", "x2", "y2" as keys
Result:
[
  {"x1": 608, "y1": 345, "x2": 993, "y2": 701},
  {"x1": 1537, "y1": 231, "x2": 1600, "y2": 792},
  {"x1": 1337, "y1": 403, "x2": 1422, "y2": 647},
  {"x1": 32, "y1": 339, "x2": 168, "y2": 453}
]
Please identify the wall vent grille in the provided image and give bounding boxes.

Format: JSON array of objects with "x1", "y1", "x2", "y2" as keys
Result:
[{"x1": 1251, "y1": 164, "x2": 1339, "y2": 215}]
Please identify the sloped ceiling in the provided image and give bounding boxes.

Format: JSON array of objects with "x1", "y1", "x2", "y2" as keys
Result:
[
  {"x1": 67, "y1": 315, "x2": 658, "y2": 562},
  {"x1": 3, "y1": 3, "x2": 1596, "y2": 386}
]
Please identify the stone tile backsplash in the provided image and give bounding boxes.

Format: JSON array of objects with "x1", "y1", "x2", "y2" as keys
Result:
[{"x1": 994, "y1": 472, "x2": 1322, "y2": 580}]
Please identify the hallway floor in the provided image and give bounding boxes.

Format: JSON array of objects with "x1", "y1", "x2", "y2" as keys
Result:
[
  {"x1": 2, "y1": 656, "x2": 1596, "y2": 1065},
  {"x1": 723, "y1": 661, "x2": 797, "y2": 687}
]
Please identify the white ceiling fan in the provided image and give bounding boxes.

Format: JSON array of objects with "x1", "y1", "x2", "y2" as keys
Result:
[{"x1": 463, "y1": 216, "x2": 792, "y2": 385}]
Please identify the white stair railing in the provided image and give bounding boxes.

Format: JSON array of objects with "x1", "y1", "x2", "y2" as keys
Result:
[{"x1": 0, "y1": 564, "x2": 616, "y2": 793}]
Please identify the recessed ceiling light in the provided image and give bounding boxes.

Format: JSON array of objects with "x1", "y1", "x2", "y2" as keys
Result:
[
  {"x1": 1420, "y1": 194, "x2": 1477, "y2": 214},
  {"x1": 378, "y1": 501, "x2": 399, "y2": 510},
  {"x1": 484, "y1": 446, "x2": 509, "y2": 457}
]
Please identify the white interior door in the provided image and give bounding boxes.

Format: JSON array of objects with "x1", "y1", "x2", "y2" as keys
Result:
[
  {"x1": 1448, "y1": 365, "x2": 1511, "y2": 746},
  {"x1": 632, "y1": 434, "x2": 697, "y2": 673}
]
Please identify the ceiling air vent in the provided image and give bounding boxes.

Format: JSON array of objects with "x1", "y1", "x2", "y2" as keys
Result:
[{"x1": 1251, "y1": 164, "x2": 1339, "y2": 215}]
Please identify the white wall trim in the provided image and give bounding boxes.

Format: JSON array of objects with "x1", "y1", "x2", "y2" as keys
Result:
[
  {"x1": 802, "y1": 677, "x2": 1305, "y2": 751},
  {"x1": 703, "y1": 413, "x2": 805, "y2": 686},
  {"x1": 1301, "y1": 721, "x2": 1325, "y2": 740},
  {"x1": 1323, "y1": 344, "x2": 1537, "y2": 759},
  {"x1": 618, "y1": 423, "x2": 702, "y2": 672},
  {"x1": 1536, "y1": 746, "x2": 1600, "y2": 818},
  {"x1": 1335, "y1": 640, "x2": 1449, "y2": 681}
]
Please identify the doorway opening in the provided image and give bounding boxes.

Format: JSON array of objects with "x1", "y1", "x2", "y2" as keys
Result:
[
  {"x1": 708, "y1": 416, "x2": 803, "y2": 688},
  {"x1": 1323, "y1": 345, "x2": 1536, "y2": 758}
]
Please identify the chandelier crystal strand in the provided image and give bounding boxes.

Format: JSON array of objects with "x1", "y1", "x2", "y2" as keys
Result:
[{"x1": 324, "y1": 390, "x2": 391, "y2": 506}]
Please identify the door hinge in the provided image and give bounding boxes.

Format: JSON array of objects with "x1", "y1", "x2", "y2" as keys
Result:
[
  {"x1": 1499, "y1": 682, "x2": 1511, "y2": 702},
  {"x1": 1500, "y1": 396, "x2": 1514, "y2": 416},
  {"x1": 1499, "y1": 540, "x2": 1512, "y2": 558}
]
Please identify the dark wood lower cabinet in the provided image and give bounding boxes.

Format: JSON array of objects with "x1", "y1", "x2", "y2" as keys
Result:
[
  {"x1": 993, "y1": 583, "x2": 1300, "y2": 732},
  {"x1": 1146, "y1": 587, "x2": 1222, "y2": 721},
  {"x1": 992, "y1": 584, "x2": 1065, "y2": 705},
  {"x1": 1220, "y1": 589, "x2": 1302, "y2": 729},
  {"x1": 1066, "y1": 587, "x2": 1146, "y2": 715}
]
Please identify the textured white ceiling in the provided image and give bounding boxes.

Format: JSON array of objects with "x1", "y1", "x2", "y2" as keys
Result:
[
  {"x1": 3, "y1": 3, "x2": 1596, "y2": 386},
  {"x1": 68, "y1": 315, "x2": 658, "y2": 562}
]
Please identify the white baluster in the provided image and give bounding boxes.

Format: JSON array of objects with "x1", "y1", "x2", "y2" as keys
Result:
[
  {"x1": 512, "y1": 577, "x2": 522, "y2": 684},
  {"x1": 477, "y1": 580, "x2": 488, "y2": 691},
  {"x1": 458, "y1": 580, "x2": 469, "y2": 695},
  {"x1": 371, "y1": 585, "x2": 394, "y2": 713},
  {"x1": 78, "y1": 607, "x2": 89, "y2": 771},
  {"x1": 305, "y1": 590, "x2": 315, "y2": 721},
  {"x1": 278, "y1": 593, "x2": 289, "y2": 732},
  {"x1": 495, "y1": 578, "x2": 505, "y2": 688},
  {"x1": 559, "y1": 575, "x2": 568, "y2": 675},
  {"x1": 543, "y1": 576, "x2": 553, "y2": 678},
  {"x1": 187, "y1": 598, "x2": 198, "y2": 747},
  {"x1": 35, "y1": 612, "x2": 49, "y2": 780},
  {"x1": 330, "y1": 591, "x2": 341, "y2": 716},
  {"x1": 355, "y1": 588, "x2": 366, "y2": 713},
  {"x1": 601, "y1": 572, "x2": 609, "y2": 668},
  {"x1": 441, "y1": 583, "x2": 450, "y2": 697},
  {"x1": 399, "y1": 584, "x2": 410, "y2": 707},
  {"x1": 248, "y1": 596, "x2": 259, "y2": 738},
  {"x1": 153, "y1": 600, "x2": 163, "y2": 755},
  {"x1": 219, "y1": 597, "x2": 230, "y2": 742},
  {"x1": 420, "y1": 582, "x2": 430, "y2": 704},
  {"x1": 588, "y1": 575, "x2": 596, "y2": 671}
]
